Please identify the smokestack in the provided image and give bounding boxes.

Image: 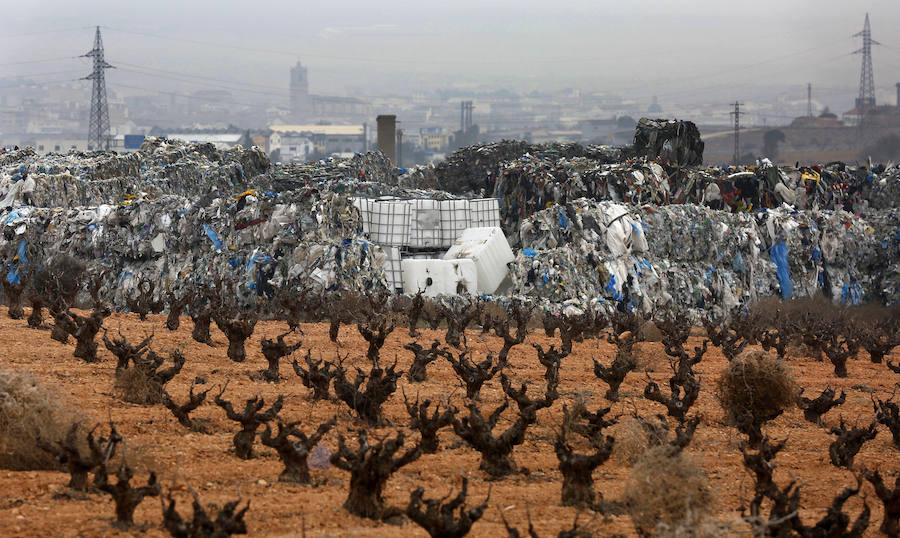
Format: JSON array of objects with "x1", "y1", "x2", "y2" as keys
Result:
[{"x1": 376, "y1": 115, "x2": 396, "y2": 163}]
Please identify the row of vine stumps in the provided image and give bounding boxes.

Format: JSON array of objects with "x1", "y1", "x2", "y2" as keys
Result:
[{"x1": 2, "y1": 258, "x2": 899, "y2": 536}]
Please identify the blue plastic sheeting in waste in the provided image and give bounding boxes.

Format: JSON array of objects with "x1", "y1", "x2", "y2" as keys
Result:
[
  {"x1": 770, "y1": 241, "x2": 793, "y2": 299},
  {"x1": 202, "y1": 224, "x2": 224, "y2": 249},
  {"x1": 841, "y1": 272, "x2": 863, "y2": 305},
  {"x1": 558, "y1": 208, "x2": 568, "y2": 229},
  {"x1": 246, "y1": 252, "x2": 273, "y2": 272},
  {"x1": 17, "y1": 240, "x2": 28, "y2": 266},
  {"x1": 522, "y1": 248, "x2": 537, "y2": 258},
  {"x1": 6, "y1": 267, "x2": 19, "y2": 285},
  {"x1": 732, "y1": 251, "x2": 745, "y2": 273}
]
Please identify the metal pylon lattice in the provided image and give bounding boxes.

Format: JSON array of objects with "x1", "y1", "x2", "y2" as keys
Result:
[
  {"x1": 730, "y1": 102, "x2": 743, "y2": 166},
  {"x1": 853, "y1": 13, "x2": 878, "y2": 113},
  {"x1": 84, "y1": 26, "x2": 114, "y2": 150}
]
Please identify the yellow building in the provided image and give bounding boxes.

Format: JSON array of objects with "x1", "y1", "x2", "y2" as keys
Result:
[{"x1": 422, "y1": 133, "x2": 452, "y2": 152}]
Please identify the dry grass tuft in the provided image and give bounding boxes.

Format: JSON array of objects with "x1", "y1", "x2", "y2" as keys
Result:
[
  {"x1": 716, "y1": 350, "x2": 797, "y2": 429},
  {"x1": 623, "y1": 446, "x2": 714, "y2": 535},
  {"x1": 654, "y1": 516, "x2": 736, "y2": 538},
  {"x1": 611, "y1": 415, "x2": 666, "y2": 466},
  {"x1": 0, "y1": 370, "x2": 80, "y2": 470},
  {"x1": 114, "y1": 367, "x2": 164, "y2": 405}
]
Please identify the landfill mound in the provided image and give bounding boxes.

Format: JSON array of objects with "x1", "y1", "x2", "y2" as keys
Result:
[
  {"x1": 401, "y1": 140, "x2": 623, "y2": 194},
  {"x1": 513, "y1": 198, "x2": 899, "y2": 317},
  {"x1": 631, "y1": 118, "x2": 704, "y2": 166},
  {"x1": 399, "y1": 123, "x2": 898, "y2": 243},
  {"x1": 2, "y1": 138, "x2": 269, "y2": 208},
  {"x1": 1, "y1": 134, "x2": 898, "y2": 315}
]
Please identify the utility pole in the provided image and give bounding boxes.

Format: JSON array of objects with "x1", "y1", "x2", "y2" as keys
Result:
[
  {"x1": 853, "y1": 13, "x2": 879, "y2": 124},
  {"x1": 83, "y1": 26, "x2": 114, "y2": 151},
  {"x1": 807, "y1": 83, "x2": 813, "y2": 118},
  {"x1": 730, "y1": 102, "x2": 744, "y2": 166}
]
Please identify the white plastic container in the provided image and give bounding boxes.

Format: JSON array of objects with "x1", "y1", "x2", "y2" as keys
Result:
[
  {"x1": 443, "y1": 227, "x2": 514, "y2": 294},
  {"x1": 408, "y1": 199, "x2": 442, "y2": 248},
  {"x1": 468, "y1": 198, "x2": 501, "y2": 228},
  {"x1": 381, "y1": 246, "x2": 403, "y2": 292},
  {"x1": 401, "y1": 258, "x2": 478, "y2": 297},
  {"x1": 354, "y1": 198, "x2": 411, "y2": 247},
  {"x1": 439, "y1": 199, "x2": 470, "y2": 247}
]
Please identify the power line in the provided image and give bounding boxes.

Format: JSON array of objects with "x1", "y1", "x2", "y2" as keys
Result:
[
  {"x1": 111, "y1": 61, "x2": 291, "y2": 91},
  {"x1": 0, "y1": 26, "x2": 92, "y2": 39},
  {"x1": 115, "y1": 67, "x2": 287, "y2": 99},
  {"x1": 0, "y1": 56, "x2": 78, "y2": 66},
  {"x1": 0, "y1": 69, "x2": 85, "y2": 81},
  {"x1": 111, "y1": 82, "x2": 266, "y2": 109},
  {"x1": 100, "y1": 24, "x2": 856, "y2": 68}
]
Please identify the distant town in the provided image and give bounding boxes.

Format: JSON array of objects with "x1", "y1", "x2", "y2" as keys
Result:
[{"x1": 3, "y1": 36, "x2": 900, "y2": 166}]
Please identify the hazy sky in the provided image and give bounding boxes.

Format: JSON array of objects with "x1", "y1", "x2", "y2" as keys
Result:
[{"x1": 3, "y1": 1, "x2": 899, "y2": 108}]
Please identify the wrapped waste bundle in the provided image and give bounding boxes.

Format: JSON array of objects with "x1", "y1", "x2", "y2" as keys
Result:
[{"x1": 513, "y1": 198, "x2": 899, "y2": 316}]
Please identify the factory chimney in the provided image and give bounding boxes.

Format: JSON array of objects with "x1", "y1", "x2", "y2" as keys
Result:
[{"x1": 376, "y1": 115, "x2": 396, "y2": 163}]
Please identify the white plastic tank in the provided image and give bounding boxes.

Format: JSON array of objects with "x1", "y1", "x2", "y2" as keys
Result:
[
  {"x1": 401, "y1": 258, "x2": 478, "y2": 297},
  {"x1": 468, "y1": 198, "x2": 501, "y2": 228},
  {"x1": 439, "y1": 199, "x2": 470, "y2": 247},
  {"x1": 408, "y1": 199, "x2": 442, "y2": 248},
  {"x1": 443, "y1": 227, "x2": 514, "y2": 295}
]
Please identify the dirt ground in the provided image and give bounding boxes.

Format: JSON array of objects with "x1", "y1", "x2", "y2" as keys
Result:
[{"x1": 1, "y1": 310, "x2": 898, "y2": 537}]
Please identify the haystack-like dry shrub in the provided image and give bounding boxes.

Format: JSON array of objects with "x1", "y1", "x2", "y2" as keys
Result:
[
  {"x1": 0, "y1": 370, "x2": 78, "y2": 470},
  {"x1": 611, "y1": 415, "x2": 667, "y2": 466},
  {"x1": 623, "y1": 446, "x2": 713, "y2": 536},
  {"x1": 114, "y1": 350, "x2": 184, "y2": 405},
  {"x1": 717, "y1": 350, "x2": 797, "y2": 446}
]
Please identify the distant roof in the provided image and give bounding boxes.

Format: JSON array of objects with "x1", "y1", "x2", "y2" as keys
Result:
[
  {"x1": 581, "y1": 118, "x2": 617, "y2": 126},
  {"x1": 311, "y1": 95, "x2": 369, "y2": 105},
  {"x1": 165, "y1": 133, "x2": 243, "y2": 143},
  {"x1": 270, "y1": 124, "x2": 364, "y2": 136}
]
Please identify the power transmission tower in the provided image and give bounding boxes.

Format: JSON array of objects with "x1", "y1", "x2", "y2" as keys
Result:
[
  {"x1": 853, "y1": 13, "x2": 879, "y2": 117},
  {"x1": 807, "y1": 83, "x2": 813, "y2": 118},
  {"x1": 83, "y1": 26, "x2": 114, "y2": 150},
  {"x1": 730, "y1": 102, "x2": 744, "y2": 165}
]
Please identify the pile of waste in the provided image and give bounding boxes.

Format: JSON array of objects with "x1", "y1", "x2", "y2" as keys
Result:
[
  {"x1": 399, "y1": 128, "x2": 899, "y2": 245},
  {"x1": 2, "y1": 174, "x2": 395, "y2": 308},
  {"x1": 512, "y1": 198, "x2": 899, "y2": 316},
  {"x1": 0, "y1": 131, "x2": 897, "y2": 315},
  {"x1": 402, "y1": 140, "x2": 622, "y2": 195},
  {"x1": 264, "y1": 151, "x2": 397, "y2": 193},
  {"x1": 0, "y1": 138, "x2": 270, "y2": 208},
  {"x1": 631, "y1": 118, "x2": 704, "y2": 166}
]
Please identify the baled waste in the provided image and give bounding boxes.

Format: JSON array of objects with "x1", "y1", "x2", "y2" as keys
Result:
[{"x1": 0, "y1": 129, "x2": 896, "y2": 316}]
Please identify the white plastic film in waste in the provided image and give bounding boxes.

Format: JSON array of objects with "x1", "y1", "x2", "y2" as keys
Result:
[
  {"x1": 443, "y1": 227, "x2": 514, "y2": 294},
  {"x1": 401, "y1": 258, "x2": 478, "y2": 297},
  {"x1": 468, "y1": 198, "x2": 501, "y2": 228},
  {"x1": 408, "y1": 199, "x2": 442, "y2": 248},
  {"x1": 439, "y1": 199, "x2": 470, "y2": 247}
]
